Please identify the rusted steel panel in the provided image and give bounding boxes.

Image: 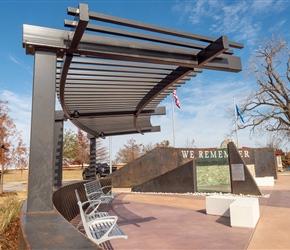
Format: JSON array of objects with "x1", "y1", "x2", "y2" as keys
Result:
[
  {"x1": 254, "y1": 148, "x2": 277, "y2": 179},
  {"x1": 99, "y1": 178, "x2": 112, "y2": 194},
  {"x1": 110, "y1": 146, "x2": 276, "y2": 194},
  {"x1": 52, "y1": 181, "x2": 88, "y2": 221},
  {"x1": 228, "y1": 142, "x2": 261, "y2": 196},
  {"x1": 132, "y1": 161, "x2": 196, "y2": 193},
  {"x1": 110, "y1": 147, "x2": 191, "y2": 188}
]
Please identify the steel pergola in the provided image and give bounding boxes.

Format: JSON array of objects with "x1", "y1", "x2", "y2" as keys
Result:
[
  {"x1": 22, "y1": 3, "x2": 243, "y2": 213},
  {"x1": 23, "y1": 3, "x2": 243, "y2": 139}
]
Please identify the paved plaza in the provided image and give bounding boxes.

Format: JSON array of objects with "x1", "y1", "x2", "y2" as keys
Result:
[
  {"x1": 97, "y1": 174, "x2": 290, "y2": 250},
  {"x1": 5, "y1": 175, "x2": 290, "y2": 249}
]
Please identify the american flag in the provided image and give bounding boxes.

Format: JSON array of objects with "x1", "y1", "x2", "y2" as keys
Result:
[{"x1": 172, "y1": 90, "x2": 180, "y2": 108}]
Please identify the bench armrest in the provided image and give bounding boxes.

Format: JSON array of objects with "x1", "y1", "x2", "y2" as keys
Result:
[
  {"x1": 101, "y1": 185, "x2": 113, "y2": 194},
  {"x1": 88, "y1": 216, "x2": 118, "y2": 239},
  {"x1": 82, "y1": 199, "x2": 101, "y2": 214}
]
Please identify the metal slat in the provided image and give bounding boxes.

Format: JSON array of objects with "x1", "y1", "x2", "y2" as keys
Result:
[
  {"x1": 70, "y1": 66, "x2": 173, "y2": 74},
  {"x1": 67, "y1": 6, "x2": 244, "y2": 48},
  {"x1": 65, "y1": 20, "x2": 235, "y2": 55},
  {"x1": 64, "y1": 71, "x2": 168, "y2": 79}
]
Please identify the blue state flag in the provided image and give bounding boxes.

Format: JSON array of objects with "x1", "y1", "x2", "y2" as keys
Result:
[{"x1": 236, "y1": 105, "x2": 244, "y2": 123}]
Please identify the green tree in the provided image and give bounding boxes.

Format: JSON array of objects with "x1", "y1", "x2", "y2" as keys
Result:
[
  {"x1": 235, "y1": 35, "x2": 290, "y2": 145},
  {"x1": 63, "y1": 129, "x2": 109, "y2": 166},
  {"x1": 63, "y1": 128, "x2": 77, "y2": 165}
]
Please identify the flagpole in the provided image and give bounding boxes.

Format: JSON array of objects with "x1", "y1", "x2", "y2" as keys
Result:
[
  {"x1": 109, "y1": 136, "x2": 112, "y2": 173},
  {"x1": 233, "y1": 96, "x2": 239, "y2": 147},
  {"x1": 172, "y1": 95, "x2": 176, "y2": 147}
]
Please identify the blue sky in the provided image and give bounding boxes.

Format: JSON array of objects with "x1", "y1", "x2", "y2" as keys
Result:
[{"x1": 1, "y1": 0, "x2": 290, "y2": 158}]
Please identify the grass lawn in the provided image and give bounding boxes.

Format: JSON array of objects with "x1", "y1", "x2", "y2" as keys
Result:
[{"x1": 2, "y1": 168, "x2": 84, "y2": 183}]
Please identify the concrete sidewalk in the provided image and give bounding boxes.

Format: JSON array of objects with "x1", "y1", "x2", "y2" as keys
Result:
[
  {"x1": 247, "y1": 174, "x2": 290, "y2": 249},
  {"x1": 2, "y1": 179, "x2": 80, "y2": 192},
  {"x1": 95, "y1": 175, "x2": 290, "y2": 250},
  {"x1": 3, "y1": 181, "x2": 27, "y2": 192}
]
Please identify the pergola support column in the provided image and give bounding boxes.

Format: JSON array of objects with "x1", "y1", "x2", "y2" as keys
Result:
[
  {"x1": 89, "y1": 136, "x2": 96, "y2": 180},
  {"x1": 54, "y1": 111, "x2": 65, "y2": 187},
  {"x1": 27, "y1": 51, "x2": 56, "y2": 212}
]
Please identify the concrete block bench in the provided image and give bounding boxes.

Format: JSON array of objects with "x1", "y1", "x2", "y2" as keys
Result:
[
  {"x1": 206, "y1": 196, "x2": 237, "y2": 217},
  {"x1": 230, "y1": 197, "x2": 260, "y2": 228},
  {"x1": 206, "y1": 195, "x2": 260, "y2": 228},
  {"x1": 254, "y1": 176, "x2": 275, "y2": 187}
]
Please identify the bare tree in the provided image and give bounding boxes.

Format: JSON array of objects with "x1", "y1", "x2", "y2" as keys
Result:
[
  {"x1": 237, "y1": 35, "x2": 290, "y2": 144},
  {"x1": 0, "y1": 100, "x2": 28, "y2": 193},
  {"x1": 141, "y1": 142, "x2": 155, "y2": 154},
  {"x1": 115, "y1": 138, "x2": 143, "y2": 163},
  {"x1": 141, "y1": 140, "x2": 173, "y2": 154},
  {"x1": 184, "y1": 138, "x2": 196, "y2": 148},
  {"x1": 255, "y1": 133, "x2": 285, "y2": 150},
  {"x1": 96, "y1": 138, "x2": 109, "y2": 163},
  {"x1": 11, "y1": 139, "x2": 28, "y2": 181},
  {"x1": 75, "y1": 129, "x2": 90, "y2": 168},
  {"x1": 155, "y1": 140, "x2": 172, "y2": 147}
]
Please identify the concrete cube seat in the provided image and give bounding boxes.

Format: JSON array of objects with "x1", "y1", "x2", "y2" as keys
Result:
[
  {"x1": 230, "y1": 197, "x2": 260, "y2": 228},
  {"x1": 206, "y1": 195, "x2": 260, "y2": 228},
  {"x1": 206, "y1": 196, "x2": 237, "y2": 217},
  {"x1": 254, "y1": 176, "x2": 275, "y2": 187}
]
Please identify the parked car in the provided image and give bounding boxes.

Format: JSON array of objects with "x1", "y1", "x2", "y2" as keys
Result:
[{"x1": 82, "y1": 163, "x2": 117, "y2": 180}]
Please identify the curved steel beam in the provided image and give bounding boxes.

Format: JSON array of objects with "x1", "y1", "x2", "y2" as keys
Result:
[
  {"x1": 133, "y1": 66, "x2": 193, "y2": 133},
  {"x1": 59, "y1": 3, "x2": 89, "y2": 119}
]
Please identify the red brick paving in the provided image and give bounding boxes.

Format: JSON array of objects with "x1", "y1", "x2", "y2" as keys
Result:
[{"x1": 73, "y1": 175, "x2": 290, "y2": 250}]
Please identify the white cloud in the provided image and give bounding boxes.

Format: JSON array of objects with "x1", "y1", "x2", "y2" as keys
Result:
[
  {"x1": 268, "y1": 18, "x2": 287, "y2": 34},
  {"x1": 8, "y1": 54, "x2": 32, "y2": 73},
  {"x1": 251, "y1": 0, "x2": 273, "y2": 11},
  {"x1": 172, "y1": 0, "x2": 289, "y2": 47},
  {"x1": 0, "y1": 90, "x2": 32, "y2": 147},
  {"x1": 273, "y1": 0, "x2": 289, "y2": 12}
]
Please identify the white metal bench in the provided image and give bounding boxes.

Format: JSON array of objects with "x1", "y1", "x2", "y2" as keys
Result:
[
  {"x1": 75, "y1": 189, "x2": 128, "y2": 245},
  {"x1": 75, "y1": 189, "x2": 110, "y2": 229},
  {"x1": 206, "y1": 195, "x2": 260, "y2": 228},
  {"x1": 93, "y1": 179, "x2": 115, "y2": 195},
  {"x1": 84, "y1": 180, "x2": 115, "y2": 205}
]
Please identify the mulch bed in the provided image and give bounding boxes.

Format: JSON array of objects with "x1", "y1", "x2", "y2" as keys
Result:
[{"x1": 0, "y1": 218, "x2": 20, "y2": 250}]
